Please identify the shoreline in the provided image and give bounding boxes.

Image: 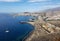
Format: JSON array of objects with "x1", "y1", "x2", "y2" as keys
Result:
[{"x1": 22, "y1": 25, "x2": 35, "y2": 41}]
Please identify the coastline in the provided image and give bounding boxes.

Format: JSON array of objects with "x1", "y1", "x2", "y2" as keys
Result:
[{"x1": 22, "y1": 24, "x2": 35, "y2": 41}]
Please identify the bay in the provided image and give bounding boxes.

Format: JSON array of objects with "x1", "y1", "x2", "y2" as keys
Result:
[{"x1": 0, "y1": 14, "x2": 34, "y2": 41}]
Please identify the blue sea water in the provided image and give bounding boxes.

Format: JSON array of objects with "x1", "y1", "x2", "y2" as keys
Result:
[
  {"x1": 16, "y1": 16, "x2": 36, "y2": 22},
  {"x1": 0, "y1": 14, "x2": 34, "y2": 41}
]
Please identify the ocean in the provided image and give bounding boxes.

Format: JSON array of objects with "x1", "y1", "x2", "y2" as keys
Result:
[{"x1": 0, "y1": 14, "x2": 34, "y2": 41}]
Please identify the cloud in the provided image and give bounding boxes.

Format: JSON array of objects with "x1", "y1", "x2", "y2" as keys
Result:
[
  {"x1": 28, "y1": 0, "x2": 51, "y2": 2},
  {"x1": 0, "y1": 0, "x2": 20, "y2": 2}
]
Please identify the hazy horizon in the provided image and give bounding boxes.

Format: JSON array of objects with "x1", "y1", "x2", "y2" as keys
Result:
[{"x1": 0, "y1": 0, "x2": 60, "y2": 13}]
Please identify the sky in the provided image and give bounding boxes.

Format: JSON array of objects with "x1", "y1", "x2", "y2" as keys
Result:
[{"x1": 0, "y1": 0, "x2": 60, "y2": 13}]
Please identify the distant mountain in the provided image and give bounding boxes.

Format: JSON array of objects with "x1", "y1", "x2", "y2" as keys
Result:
[
  {"x1": 11, "y1": 7, "x2": 60, "y2": 17},
  {"x1": 39, "y1": 7, "x2": 60, "y2": 17},
  {"x1": 45, "y1": 7, "x2": 60, "y2": 12}
]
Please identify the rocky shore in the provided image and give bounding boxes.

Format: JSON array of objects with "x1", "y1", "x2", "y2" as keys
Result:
[{"x1": 25, "y1": 19, "x2": 60, "y2": 41}]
